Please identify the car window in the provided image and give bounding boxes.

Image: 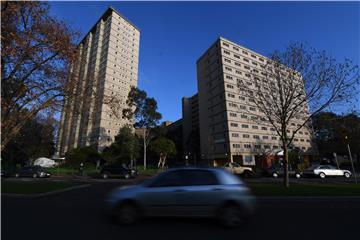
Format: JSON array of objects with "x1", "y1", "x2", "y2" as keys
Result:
[
  {"x1": 148, "y1": 171, "x2": 184, "y2": 187},
  {"x1": 181, "y1": 170, "x2": 219, "y2": 186},
  {"x1": 232, "y1": 163, "x2": 240, "y2": 167},
  {"x1": 320, "y1": 166, "x2": 329, "y2": 169}
]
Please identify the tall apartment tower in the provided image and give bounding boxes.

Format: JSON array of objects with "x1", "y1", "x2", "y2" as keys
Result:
[
  {"x1": 57, "y1": 7, "x2": 140, "y2": 156},
  {"x1": 197, "y1": 37, "x2": 313, "y2": 166}
]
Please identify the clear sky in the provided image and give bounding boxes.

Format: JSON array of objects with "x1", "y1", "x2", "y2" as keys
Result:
[{"x1": 49, "y1": 1, "x2": 360, "y2": 122}]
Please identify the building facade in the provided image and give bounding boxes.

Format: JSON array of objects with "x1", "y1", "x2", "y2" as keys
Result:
[
  {"x1": 57, "y1": 7, "x2": 140, "y2": 156},
  {"x1": 197, "y1": 37, "x2": 313, "y2": 166},
  {"x1": 182, "y1": 94, "x2": 200, "y2": 162}
]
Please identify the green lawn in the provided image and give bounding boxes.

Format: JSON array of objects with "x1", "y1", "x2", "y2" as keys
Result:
[
  {"x1": 248, "y1": 183, "x2": 360, "y2": 197},
  {"x1": 1, "y1": 181, "x2": 79, "y2": 194}
]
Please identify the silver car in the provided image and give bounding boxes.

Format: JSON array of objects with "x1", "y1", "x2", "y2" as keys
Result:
[
  {"x1": 105, "y1": 168, "x2": 256, "y2": 227},
  {"x1": 303, "y1": 165, "x2": 351, "y2": 178}
]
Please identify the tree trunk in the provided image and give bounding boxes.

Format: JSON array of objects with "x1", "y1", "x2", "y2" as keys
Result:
[
  {"x1": 283, "y1": 145, "x2": 289, "y2": 188},
  {"x1": 143, "y1": 129, "x2": 147, "y2": 170}
]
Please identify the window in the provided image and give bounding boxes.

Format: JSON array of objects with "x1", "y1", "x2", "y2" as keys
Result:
[
  {"x1": 222, "y1": 42, "x2": 229, "y2": 47},
  {"x1": 261, "y1": 127, "x2": 268, "y2": 130},
  {"x1": 224, "y1": 58, "x2": 231, "y2": 63},
  {"x1": 232, "y1": 133, "x2": 239, "y2": 137},
  {"x1": 226, "y1": 84, "x2": 234, "y2": 89},
  {"x1": 263, "y1": 136, "x2": 269, "y2": 139},
  {"x1": 226, "y1": 75, "x2": 233, "y2": 80},
  {"x1": 244, "y1": 66, "x2": 250, "y2": 70},
  {"x1": 270, "y1": 128, "x2": 276, "y2": 131},
  {"x1": 239, "y1": 96, "x2": 245, "y2": 101},
  {"x1": 242, "y1": 50, "x2": 248, "y2": 55},
  {"x1": 243, "y1": 134, "x2": 250, "y2": 138},
  {"x1": 242, "y1": 124, "x2": 249, "y2": 128},
  {"x1": 244, "y1": 144, "x2": 251, "y2": 149},
  {"x1": 271, "y1": 136, "x2": 277, "y2": 140},
  {"x1": 264, "y1": 145, "x2": 270, "y2": 149},
  {"x1": 251, "y1": 54, "x2": 256, "y2": 59},
  {"x1": 235, "y1": 62, "x2": 241, "y2": 66},
  {"x1": 244, "y1": 155, "x2": 253, "y2": 162},
  {"x1": 230, "y1": 123, "x2": 238, "y2": 127},
  {"x1": 225, "y1": 67, "x2": 232, "y2": 71},
  {"x1": 233, "y1": 144, "x2": 241, "y2": 148},
  {"x1": 254, "y1": 145, "x2": 261, "y2": 149},
  {"x1": 240, "y1": 105, "x2": 246, "y2": 110},
  {"x1": 243, "y1": 58, "x2": 249, "y2": 62},
  {"x1": 230, "y1": 112, "x2": 237, "y2": 117},
  {"x1": 233, "y1": 46, "x2": 239, "y2": 51},
  {"x1": 224, "y1": 50, "x2": 230, "y2": 55},
  {"x1": 234, "y1": 54, "x2": 240, "y2": 59},
  {"x1": 249, "y1": 107, "x2": 256, "y2": 111},
  {"x1": 227, "y1": 93, "x2": 235, "y2": 98},
  {"x1": 253, "y1": 135, "x2": 260, "y2": 139},
  {"x1": 252, "y1": 125, "x2": 258, "y2": 129},
  {"x1": 241, "y1": 114, "x2": 248, "y2": 119}
]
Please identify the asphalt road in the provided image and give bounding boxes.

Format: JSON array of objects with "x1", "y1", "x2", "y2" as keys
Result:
[{"x1": 2, "y1": 182, "x2": 360, "y2": 240}]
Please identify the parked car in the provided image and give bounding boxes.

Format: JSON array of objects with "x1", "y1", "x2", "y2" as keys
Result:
[
  {"x1": 105, "y1": 168, "x2": 256, "y2": 227},
  {"x1": 100, "y1": 164, "x2": 138, "y2": 179},
  {"x1": 15, "y1": 166, "x2": 51, "y2": 178},
  {"x1": 302, "y1": 165, "x2": 351, "y2": 179},
  {"x1": 265, "y1": 165, "x2": 301, "y2": 178},
  {"x1": 1, "y1": 169, "x2": 10, "y2": 178},
  {"x1": 223, "y1": 162, "x2": 253, "y2": 177}
]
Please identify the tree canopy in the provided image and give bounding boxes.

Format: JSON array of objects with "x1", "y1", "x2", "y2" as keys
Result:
[{"x1": 1, "y1": 1, "x2": 79, "y2": 150}]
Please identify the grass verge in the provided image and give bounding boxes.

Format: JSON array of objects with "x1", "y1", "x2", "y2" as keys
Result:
[
  {"x1": 1, "y1": 181, "x2": 80, "y2": 195},
  {"x1": 248, "y1": 183, "x2": 360, "y2": 197}
]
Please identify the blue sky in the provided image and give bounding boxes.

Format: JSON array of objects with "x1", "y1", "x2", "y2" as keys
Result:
[{"x1": 50, "y1": 1, "x2": 360, "y2": 121}]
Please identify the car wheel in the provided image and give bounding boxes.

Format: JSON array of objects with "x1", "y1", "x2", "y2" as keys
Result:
[
  {"x1": 217, "y1": 204, "x2": 245, "y2": 228},
  {"x1": 344, "y1": 172, "x2": 351, "y2": 178},
  {"x1": 117, "y1": 203, "x2": 138, "y2": 224},
  {"x1": 243, "y1": 170, "x2": 252, "y2": 178},
  {"x1": 124, "y1": 173, "x2": 130, "y2": 179},
  {"x1": 32, "y1": 173, "x2": 37, "y2": 178},
  {"x1": 102, "y1": 173, "x2": 109, "y2": 179},
  {"x1": 272, "y1": 172, "x2": 278, "y2": 178},
  {"x1": 319, "y1": 172, "x2": 326, "y2": 179},
  {"x1": 295, "y1": 173, "x2": 301, "y2": 178}
]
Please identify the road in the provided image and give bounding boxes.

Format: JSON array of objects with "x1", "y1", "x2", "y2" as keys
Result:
[{"x1": 2, "y1": 182, "x2": 360, "y2": 240}]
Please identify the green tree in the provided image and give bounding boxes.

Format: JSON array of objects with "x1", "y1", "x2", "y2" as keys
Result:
[
  {"x1": 102, "y1": 125, "x2": 140, "y2": 167},
  {"x1": 123, "y1": 87, "x2": 162, "y2": 169},
  {"x1": 313, "y1": 111, "x2": 360, "y2": 166},
  {"x1": 1, "y1": 115, "x2": 56, "y2": 167},
  {"x1": 64, "y1": 146, "x2": 101, "y2": 168},
  {"x1": 150, "y1": 137, "x2": 177, "y2": 170}
]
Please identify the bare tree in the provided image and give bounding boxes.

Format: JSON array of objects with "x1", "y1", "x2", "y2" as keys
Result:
[
  {"x1": 1, "y1": 1, "x2": 79, "y2": 150},
  {"x1": 237, "y1": 43, "x2": 359, "y2": 187}
]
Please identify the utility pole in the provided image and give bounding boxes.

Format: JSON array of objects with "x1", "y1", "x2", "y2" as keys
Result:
[{"x1": 345, "y1": 136, "x2": 357, "y2": 184}]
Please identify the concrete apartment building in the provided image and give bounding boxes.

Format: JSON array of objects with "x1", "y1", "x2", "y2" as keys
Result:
[
  {"x1": 196, "y1": 37, "x2": 313, "y2": 166},
  {"x1": 57, "y1": 7, "x2": 140, "y2": 156},
  {"x1": 182, "y1": 94, "x2": 200, "y2": 161}
]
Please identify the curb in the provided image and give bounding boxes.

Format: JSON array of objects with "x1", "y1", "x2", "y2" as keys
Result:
[
  {"x1": 1, "y1": 184, "x2": 91, "y2": 199},
  {"x1": 258, "y1": 196, "x2": 360, "y2": 202}
]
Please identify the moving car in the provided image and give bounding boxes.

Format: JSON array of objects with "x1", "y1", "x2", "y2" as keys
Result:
[
  {"x1": 266, "y1": 165, "x2": 301, "y2": 178},
  {"x1": 100, "y1": 164, "x2": 138, "y2": 179},
  {"x1": 302, "y1": 165, "x2": 351, "y2": 179},
  {"x1": 223, "y1": 162, "x2": 253, "y2": 177},
  {"x1": 15, "y1": 166, "x2": 51, "y2": 178},
  {"x1": 105, "y1": 168, "x2": 256, "y2": 227}
]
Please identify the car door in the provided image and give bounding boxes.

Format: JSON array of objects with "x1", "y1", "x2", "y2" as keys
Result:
[
  {"x1": 138, "y1": 170, "x2": 187, "y2": 217},
  {"x1": 174, "y1": 170, "x2": 222, "y2": 216}
]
